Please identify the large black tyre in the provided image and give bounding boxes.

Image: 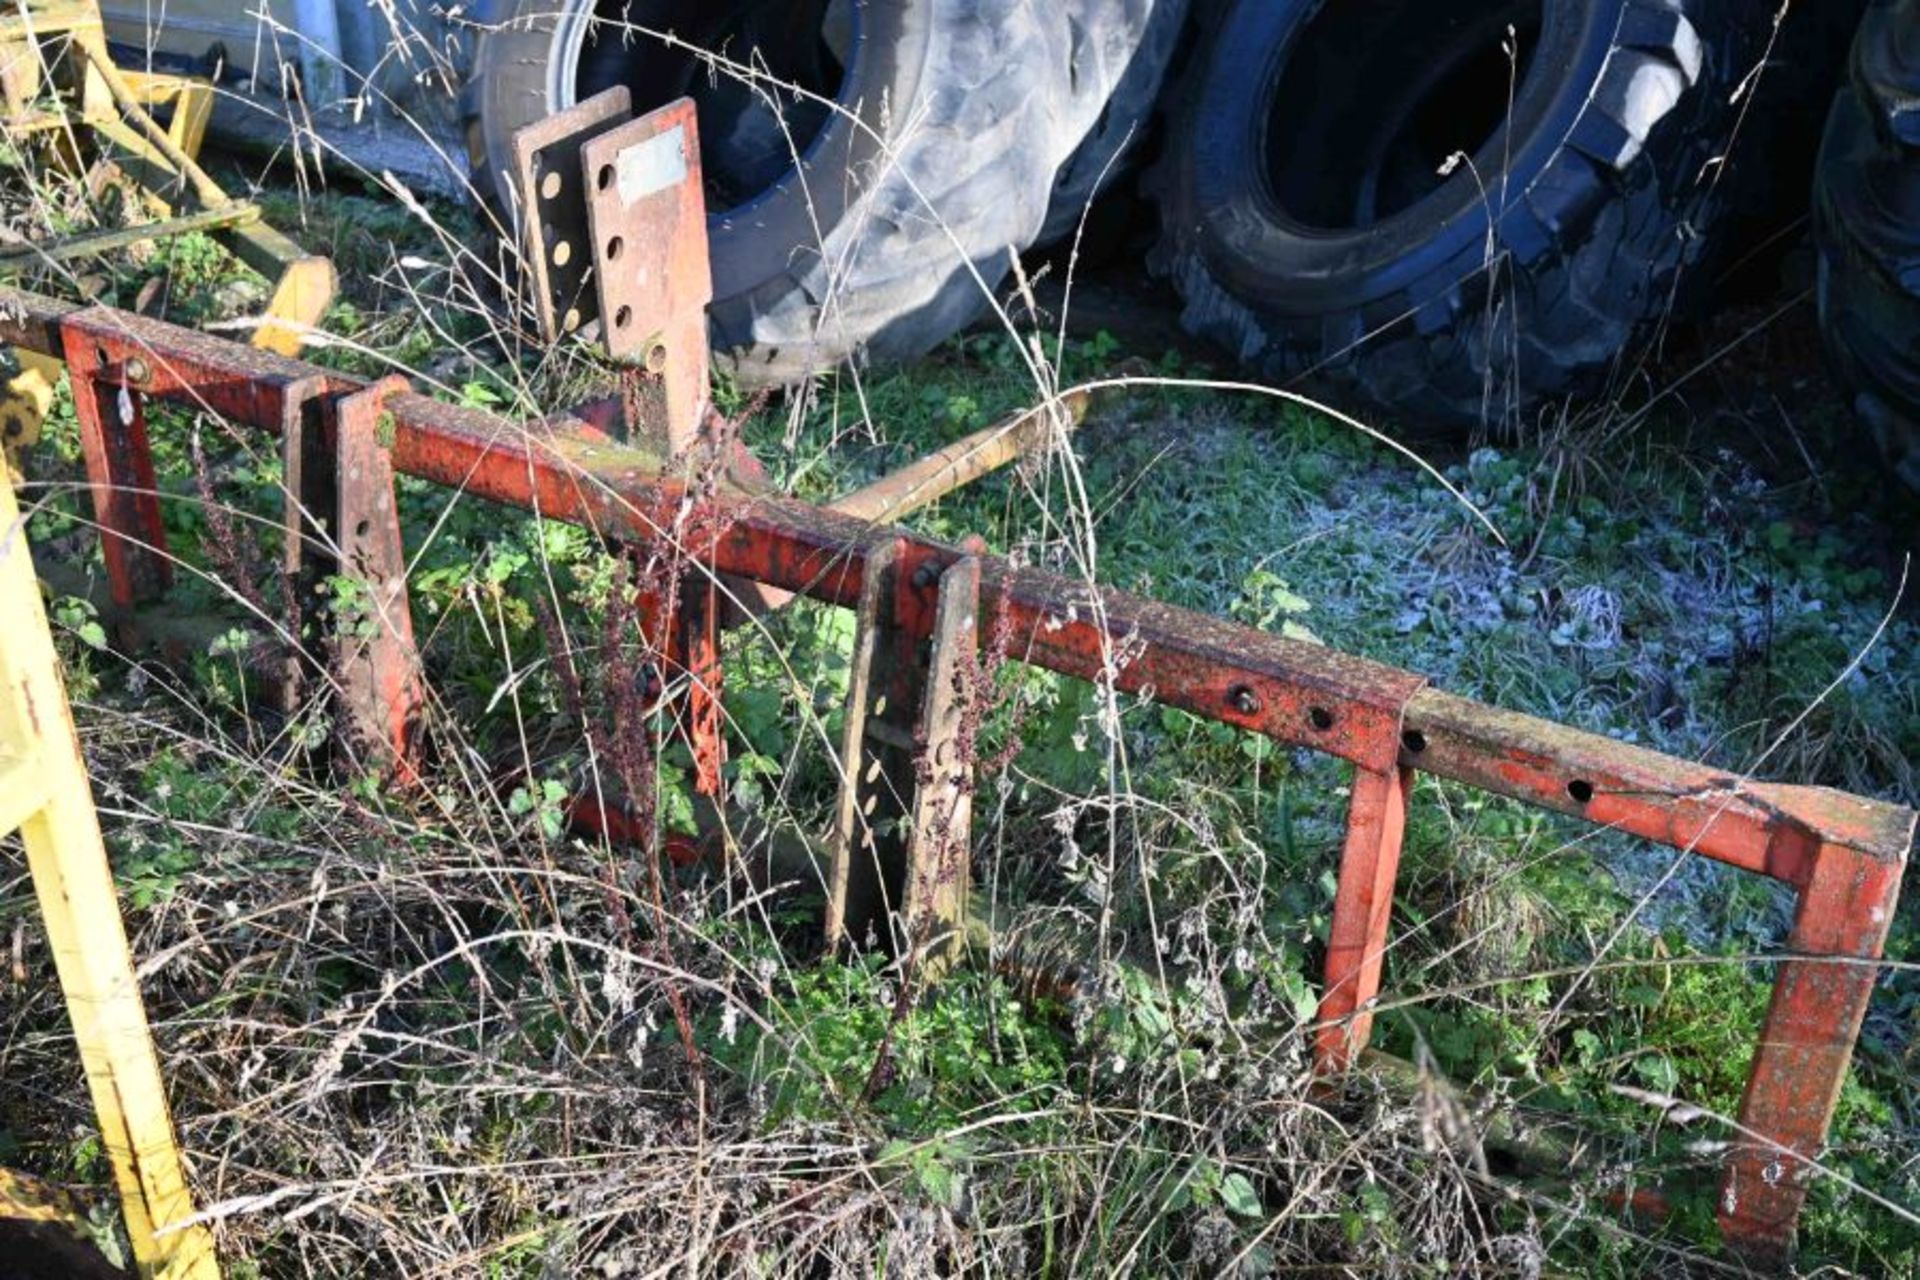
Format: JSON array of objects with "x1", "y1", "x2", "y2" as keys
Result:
[
  {"x1": 465, "y1": 1, "x2": 1098, "y2": 386},
  {"x1": 1147, "y1": 1, "x2": 1804, "y2": 429},
  {"x1": 1814, "y1": 0, "x2": 1920, "y2": 491},
  {"x1": 1038, "y1": 0, "x2": 1191, "y2": 247}
]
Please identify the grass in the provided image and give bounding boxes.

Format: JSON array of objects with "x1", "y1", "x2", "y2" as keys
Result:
[{"x1": 3, "y1": 72, "x2": 1919, "y2": 1280}]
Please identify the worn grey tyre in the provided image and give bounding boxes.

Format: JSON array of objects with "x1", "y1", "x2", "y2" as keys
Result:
[
  {"x1": 1147, "y1": 1, "x2": 1793, "y2": 429},
  {"x1": 1814, "y1": 0, "x2": 1920, "y2": 491},
  {"x1": 1038, "y1": 0, "x2": 1191, "y2": 247},
  {"x1": 466, "y1": 0, "x2": 1097, "y2": 386}
]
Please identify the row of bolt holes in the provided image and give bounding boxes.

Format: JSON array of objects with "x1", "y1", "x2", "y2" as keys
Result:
[
  {"x1": 1223, "y1": 685, "x2": 1594, "y2": 805},
  {"x1": 536, "y1": 167, "x2": 635, "y2": 327},
  {"x1": 598, "y1": 158, "x2": 629, "y2": 328},
  {"x1": 76, "y1": 336, "x2": 1591, "y2": 808},
  {"x1": 81, "y1": 352, "x2": 1593, "y2": 813}
]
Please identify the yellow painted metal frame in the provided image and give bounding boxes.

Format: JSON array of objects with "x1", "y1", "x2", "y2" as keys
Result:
[
  {"x1": 0, "y1": 0, "x2": 336, "y2": 447},
  {"x1": 0, "y1": 448, "x2": 220, "y2": 1278}
]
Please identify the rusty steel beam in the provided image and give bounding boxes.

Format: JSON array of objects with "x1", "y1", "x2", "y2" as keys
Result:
[{"x1": 0, "y1": 284, "x2": 1911, "y2": 1257}]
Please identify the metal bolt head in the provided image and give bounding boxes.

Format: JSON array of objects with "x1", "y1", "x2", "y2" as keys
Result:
[
  {"x1": 1228, "y1": 685, "x2": 1262, "y2": 716},
  {"x1": 124, "y1": 356, "x2": 151, "y2": 385}
]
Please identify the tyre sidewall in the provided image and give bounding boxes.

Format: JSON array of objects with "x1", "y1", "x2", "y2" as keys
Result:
[{"x1": 1175, "y1": 0, "x2": 1622, "y2": 320}]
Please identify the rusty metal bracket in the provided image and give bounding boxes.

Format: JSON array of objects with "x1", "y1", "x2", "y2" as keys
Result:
[
  {"x1": 276, "y1": 372, "x2": 344, "y2": 713},
  {"x1": 581, "y1": 97, "x2": 713, "y2": 454},
  {"x1": 507, "y1": 85, "x2": 633, "y2": 344},
  {"x1": 58, "y1": 311, "x2": 170, "y2": 609},
  {"x1": 828, "y1": 537, "x2": 920, "y2": 950}
]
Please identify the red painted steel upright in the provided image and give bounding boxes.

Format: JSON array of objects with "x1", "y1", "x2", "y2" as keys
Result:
[
  {"x1": 331, "y1": 377, "x2": 425, "y2": 778},
  {"x1": 59, "y1": 323, "x2": 170, "y2": 608},
  {"x1": 1316, "y1": 764, "x2": 1415, "y2": 1072}
]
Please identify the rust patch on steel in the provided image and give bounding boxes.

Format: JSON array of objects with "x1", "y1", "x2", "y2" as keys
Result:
[
  {"x1": 332, "y1": 376, "x2": 424, "y2": 779},
  {"x1": 580, "y1": 98, "x2": 712, "y2": 454}
]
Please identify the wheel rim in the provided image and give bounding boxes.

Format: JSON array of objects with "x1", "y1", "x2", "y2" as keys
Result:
[
  {"x1": 1258, "y1": 0, "x2": 1545, "y2": 232},
  {"x1": 555, "y1": 0, "x2": 858, "y2": 217}
]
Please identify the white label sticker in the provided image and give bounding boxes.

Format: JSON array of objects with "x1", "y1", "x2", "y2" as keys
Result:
[{"x1": 615, "y1": 127, "x2": 689, "y2": 205}]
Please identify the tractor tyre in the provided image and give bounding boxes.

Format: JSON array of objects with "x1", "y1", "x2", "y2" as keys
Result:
[
  {"x1": 1038, "y1": 0, "x2": 1191, "y2": 247},
  {"x1": 465, "y1": 0, "x2": 1098, "y2": 387},
  {"x1": 1814, "y1": 0, "x2": 1920, "y2": 491},
  {"x1": 1147, "y1": 1, "x2": 1829, "y2": 430}
]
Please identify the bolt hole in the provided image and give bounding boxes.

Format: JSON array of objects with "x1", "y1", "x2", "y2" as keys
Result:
[
  {"x1": 615, "y1": 305, "x2": 633, "y2": 329},
  {"x1": 1567, "y1": 779, "x2": 1594, "y2": 804},
  {"x1": 597, "y1": 164, "x2": 615, "y2": 191},
  {"x1": 1308, "y1": 706, "x2": 1334, "y2": 731},
  {"x1": 95, "y1": 345, "x2": 110, "y2": 367},
  {"x1": 353, "y1": 519, "x2": 370, "y2": 539},
  {"x1": 1401, "y1": 728, "x2": 1427, "y2": 754},
  {"x1": 606, "y1": 235, "x2": 624, "y2": 261}
]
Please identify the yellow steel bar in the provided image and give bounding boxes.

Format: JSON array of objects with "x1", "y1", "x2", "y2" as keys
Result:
[
  {"x1": 119, "y1": 70, "x2": 213, "y2": 161},
  {"x1": 222, "y1": 222, "x2": 337, "y2": 357},
  {"x1": 0, "y1": 450, "x2": 220, "y2": 1279},
  {"x1": 0, "y1": 745, "x2": 49, "y2": 835},
  {"x1": 0, "y1": 200, "x2": 262, "y2": 264},
  {"x1": 3, "y1": 348, "x2": 60, "y2": 452},
  {"x1": 68, "y1": 31, "x2": 228, "y2": 212}
]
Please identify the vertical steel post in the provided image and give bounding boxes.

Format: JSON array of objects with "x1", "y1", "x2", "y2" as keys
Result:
[
  {"x1": 828, "y1": 537, "x2": 938, "y2": 951},
  {"x1": 1315, "y1": 764, "x2": 1414, "y2": 1073},
  {"x1": 331, "y1": 377, "x2": 423, "y2": 777},
  {"x1": 679, "y1": 570, "x2": 727, "y2": 801},
  {"x1": 275, "y1": 374, "x2": 336, "y2": 713},
  {"x1": 899, "y1": 555, "x2": 982, "y2": 973},
  {"x1": 1719, "y1": 836, "x2": 1906, "y2": 1256},
  {"x1": 59, "y1": 328, "x2": 171, "y2": 608}
]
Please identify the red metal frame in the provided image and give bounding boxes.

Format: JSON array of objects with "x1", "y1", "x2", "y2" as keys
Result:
[{"x1": 2, "y1": 284, "x2": 1910, "y2": 1258}]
